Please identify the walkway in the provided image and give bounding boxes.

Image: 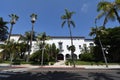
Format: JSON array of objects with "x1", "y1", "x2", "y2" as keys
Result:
[{"x1": 53, "y1": 60, "x2": 66, "y2": 67}]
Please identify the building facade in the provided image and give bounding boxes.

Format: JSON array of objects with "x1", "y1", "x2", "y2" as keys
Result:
[
  {"x1": 1, "y1": 34, "x2": 94, "y2": 61},
  {"x1": 32, "y1": 36, "x2": 94, "y2": 61}
]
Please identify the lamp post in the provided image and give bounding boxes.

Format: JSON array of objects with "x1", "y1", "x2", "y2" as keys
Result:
[{"x1": 27, "y1": 13, "x2": 37, "y2": 62}]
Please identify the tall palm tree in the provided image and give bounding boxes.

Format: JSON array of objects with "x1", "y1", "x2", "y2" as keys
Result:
[
  {"x1": 0, "y1": 17, "x2": 8, "y2": 41},
  {"x1": 96, "y1": 0, "x2": 120, "y2": 27},
  {"x1": 37, "y1": 32, "x2": 50, "y2": 66},
  {"x1": 28, "y1": 13, "x2": 37, "y2": 62},
  {"x1": 61, "y1": 9, "x2": 76, "y2": 67},
  {"x1": 8, "y1": 14, "x2": 19, "y2": 43},
  {"x1": 89, "y1": 19, "x2": 108, "y2": 67}
]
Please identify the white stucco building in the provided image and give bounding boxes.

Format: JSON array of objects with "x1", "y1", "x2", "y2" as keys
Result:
[
  {"x1": 44, "y1": 36, "x2": 94, "y2": 61},
  {"x1": 1, "y1": 34, "x2": 94, "y2": 61}
]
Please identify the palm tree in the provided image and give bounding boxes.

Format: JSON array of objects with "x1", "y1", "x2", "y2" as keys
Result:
[
  {"x1": 89, "y1": 19, "x2": 108, "y2": 67},
  {"x1": 37, "y1": 32, "x2": 50, "y2": 66},
  {"x1": 96, "y1": 0, "x2": 120, "y2": 27},
  {"x1": 28, "y1": 13, "x2": 37, "y2": 62},
  {"x1": 8, "y1": 14, "x2": 19, "y2": 43},
  {"x1": 0, "y1": 17, "x2": 8, "y2": 41},
  {"x1": 1, "y1": 40, "x2": 19, "y2": 65},
  {"x1": 61, "y1": 9, "x2": 76, "y2": 67},
  {"x1": 21, "y1": 31, "x2": 35, "y2": 62}
]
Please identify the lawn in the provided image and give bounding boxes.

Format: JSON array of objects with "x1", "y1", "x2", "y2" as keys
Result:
[{"x1": 66, "y1": 60, "x2": 120, "y2": 65}]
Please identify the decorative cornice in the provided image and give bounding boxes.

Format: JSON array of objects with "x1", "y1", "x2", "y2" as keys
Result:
[
  {"x1": 11, "y1": 34, "x2": 22, "y2": 36},
  {"x1": 10, "y1": 34, "x2": 93, "y2": 40},
  {"x1": 50, "y1": 36, "x2": 85, "y2": 39}
]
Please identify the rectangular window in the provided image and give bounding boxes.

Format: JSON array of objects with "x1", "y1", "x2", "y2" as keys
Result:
[
  {"x1": 58, "y1": 42, "x2": 63, "y2": 50},
  {"x1": 79, "y1": 45, "x2": 81, "y2": 49}
]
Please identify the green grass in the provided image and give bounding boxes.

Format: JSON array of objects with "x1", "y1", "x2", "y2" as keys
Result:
[{"x1": 66, "y1": 60, "x2": 120, "y2": 65}]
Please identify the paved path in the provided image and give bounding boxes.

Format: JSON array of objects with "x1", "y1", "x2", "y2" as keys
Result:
[{"x1": 53, "y1": 60, "x2": 65, "y2": 67}]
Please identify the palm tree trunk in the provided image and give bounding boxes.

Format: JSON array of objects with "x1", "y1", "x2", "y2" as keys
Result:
[
  {"x1": 68, "y1": 24, "x2": 75, "y2": 68},
  {"x1": 41, "y1": 40, "x2": 45, "y2": 66},
  {"x1": 114, "y1": 9, "x2": 120, "y2": 24},
  {"x1": 27, "y1": 23, "x2": 34, "y2": 62},
  {"x1": 8, "y1": 24, "x2": 13, "y2": 43},
  {"x1": 98, "y1": 37, "x2": 108, "y2": 68},
  {"x1": 10, "y1": 53, "x2": 13, "y2": 66}
]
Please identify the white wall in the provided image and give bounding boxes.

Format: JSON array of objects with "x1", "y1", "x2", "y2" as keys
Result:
[
  {"x1": 8, "y1": 35, "x2": 94, "y2": 61},
  {"x1": 43, "y1": 37, "x2": 94, "y2": 60}
]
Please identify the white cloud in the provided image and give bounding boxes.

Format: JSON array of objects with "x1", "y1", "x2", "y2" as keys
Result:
[{"x1": 81, "y1": 3, "x2": 88, "y2": 13}]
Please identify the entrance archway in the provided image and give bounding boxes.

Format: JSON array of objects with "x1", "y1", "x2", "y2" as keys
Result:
[
  {"x1": 66, "y1": 54, "x2": 71, "y2": 60},
  {"x1": 73, "y1": 54, "x2": 77, "y2": 60},
  {"x1": 57, "y1": 54, "x2": 64, "y2": 60}
]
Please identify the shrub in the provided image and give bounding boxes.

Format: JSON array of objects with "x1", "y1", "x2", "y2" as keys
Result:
[{"x1": 80, "y1": 53, "x2": 94, "y2": 61}]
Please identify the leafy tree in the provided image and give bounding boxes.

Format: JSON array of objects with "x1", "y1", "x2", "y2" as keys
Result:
[
  {"x1": 37, "y1": 32, "x2": 50, "y2": 66},
  {"x1": 0, "y1": 17, "x2": 8, "y2": 41},
  {"x1": 30, "y1": 49, "x2": 49, "y2": 64},
  {"x1": 21, "y1": 31, "x2": 36, "y2": 62},
  {"x1": 102, "y1": 27, "x2": 120, "y2": 62},
  {"x1": 50, "y1": 43, "x2": 59, "y2": 61},
  {"x1": 17, "y1": 42, "x2": 28, "y2": 60},
  {"x1": 0, "y1": 40, "x2": 20, "y2": 64},
  {"x1": 61, "y1": 9, "x2": 76, "y2": 67}
]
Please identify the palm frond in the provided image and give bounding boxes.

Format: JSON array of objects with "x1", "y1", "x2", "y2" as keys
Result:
[
  {"x1": 61, "y1": 21, "x2": 66, "y2": 28},
  {"x1": 89, "y1": 27, "x2": 96, "y2": 36},
  {"x1": 61, "y1": 15, "x2": 67, "y2": 19},
  {"x1": 97, "y1": 1, "x2": 111, "y2": 12},
  {"x1": 70, "y1": 20, "x2": 75, "y2": 27},
  {"x1": 96, "y1": 12, "x2": 106, "y2": 20},
  {"x1": 115, "y1": 0, "x2": 120, "y2": 4}
]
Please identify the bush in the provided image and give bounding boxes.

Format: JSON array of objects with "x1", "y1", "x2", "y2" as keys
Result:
[
  {"x1": 30, "y1": 50, "x2": 49, "y2": 63},
  {"x1": 80, "y1": 53, "x2": 94, "y2": 61},
  {"x1": 12, "y1": 60, "x2": 21, "y2": 65}
]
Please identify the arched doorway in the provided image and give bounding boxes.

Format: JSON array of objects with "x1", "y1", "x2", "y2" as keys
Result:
[
  {"x1": 73, "y1": 54, "x2": 77, "y2": 60},
  {"x1": 57, "y1": 54, "x2": 64, "y2": 60},
  {"x1": 66, "y1": 54, "x2": 71, "y2": 60}
]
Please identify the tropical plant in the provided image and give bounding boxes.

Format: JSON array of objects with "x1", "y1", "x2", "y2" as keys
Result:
[
  {"x1": 0, "y1": 17, "x2": 8, "y2": 41},
  {"x1": 67, "y1": 45, "x2": 76, "y2": 53},
  {"x1": 97, "y1": 27, "x2": 120, "y2": 62},
  {"x1": 37, "y1": 32, "x2": 50, "y2": 66},
  {"x1": 50, "y1": 43, "x2": 59, "y2": 61},
  {"x1": 21, "y1": 31, "x2": 36, "y2": 62},
  {"x1": 89, "y1": 24, "x2": 108, "y2": 67},
  {"x1": 96, "y1": 0, "x2": 120, "y2": 27},
  {"x1": 61, "y1": 9, "x2": 76, "y2": 67}
]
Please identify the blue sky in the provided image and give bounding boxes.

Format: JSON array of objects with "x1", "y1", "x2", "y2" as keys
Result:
[{"x1": 0, "y1": 0, "x2": 119, "y2": 38}]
